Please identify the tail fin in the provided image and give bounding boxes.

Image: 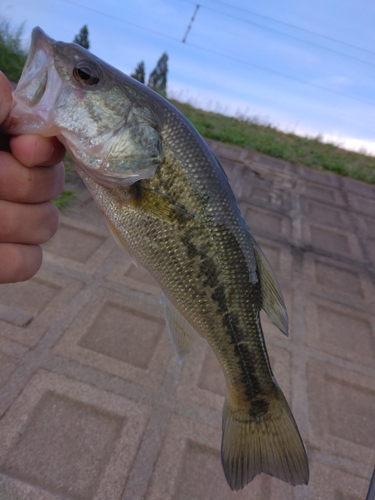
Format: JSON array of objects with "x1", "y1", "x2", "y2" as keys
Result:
[{"x1": 221, "y1": 387, "x2": 309, "y2": 490}]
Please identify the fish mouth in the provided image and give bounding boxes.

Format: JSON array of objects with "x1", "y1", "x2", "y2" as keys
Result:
[
  {"x1": 16, "y1": 27, "x2": 54, "y2": 107},
  {"x1": 4, "y1": 27, "x2": 63, "y2": 135}
]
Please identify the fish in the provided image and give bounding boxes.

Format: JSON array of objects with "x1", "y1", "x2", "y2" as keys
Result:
[{"x1": 4, "y1": 27, "x2": 309, "y2": 489}]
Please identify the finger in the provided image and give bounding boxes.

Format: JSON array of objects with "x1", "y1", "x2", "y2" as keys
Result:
[
  {"x1": 10, "y1": 134, "x2": 66, "y2": 167},
  {"x1": 0, "y1": 243, "x2": 42, "y2": 283},
  {"x1": 0, "y1": 151, "x2": 65, "y2": 203},
  {"x1": 0, "y1": 72, "x2": 13, "y2": 123},
  {"x1": 0, "y1": 200, "x2": 59, "y2": 244}
]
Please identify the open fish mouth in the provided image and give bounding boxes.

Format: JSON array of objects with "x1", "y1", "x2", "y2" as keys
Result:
[
  {"x1": 15, "y1": 27, "x2": 53, "y2": 107},
  {"x1": 4, "y1": 27, "x2": 64, "y2": 135}
]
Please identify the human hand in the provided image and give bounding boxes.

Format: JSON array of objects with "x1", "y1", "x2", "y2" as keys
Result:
[{"x1": 0, "y1": 71, "x2": 66, "y2": 283}]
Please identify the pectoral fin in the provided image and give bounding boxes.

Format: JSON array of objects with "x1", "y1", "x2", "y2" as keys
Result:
[
  {"x1": 161, "y1": 293, "x2": 201, "y2": 362},
  {"x1": 250, "y1": 236, "x2": 289, "y2": 336},
  {"x1": 132, "y1": 184, "x2": 195, "y2": 224}
]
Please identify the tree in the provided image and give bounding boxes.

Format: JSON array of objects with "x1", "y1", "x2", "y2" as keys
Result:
[
  {"x1": 0, "y1": 18, "x2": 27, "y2": 81},
  {"x1": 148, "y1": 53, "x2": 168, "y2": 96},
  {"x1": 73, "y1": 25, "x2": 90, "y2": 50},
  {"x1": 130, "y1": 52, "x2": 169, "y2": 97},
  {"x1": 130, "y1": 61, "x2": 145, "y2": 84}
]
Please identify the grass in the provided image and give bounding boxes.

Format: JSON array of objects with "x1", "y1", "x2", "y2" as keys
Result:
[
  {"x1": 54, "y1": 98, "x2": 375, "y2": 212},
  {"x1": 170, "y1": 99, "x2": 375, "y2": 184},
  {"x1": 52, "y1": 189, "x2": 76, "y2": 210},
  {"x1": 52, "y1": 155, "x2": 78, "y2": 210}
]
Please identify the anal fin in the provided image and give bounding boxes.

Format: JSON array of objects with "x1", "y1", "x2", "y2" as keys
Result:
[
  {"x1": 161, "y1": 293, "x2": 201, "y2": 362},
  {"x1": 250, "y1": 235, "x2": 289, "y2": 336}
]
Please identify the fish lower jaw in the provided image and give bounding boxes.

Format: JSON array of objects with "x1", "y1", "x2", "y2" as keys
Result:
[
  {"x1": 3, "y1": 107, "x2": 58, "y2": 136},
  {"x1": 70, "y1": 153, "x2": 160, "y2": 188},
  {"x1": 73, "y1": 161, "x2": 144, "y2": 188}
]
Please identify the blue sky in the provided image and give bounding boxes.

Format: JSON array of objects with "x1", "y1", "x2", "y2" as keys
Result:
[{"x1": 2, "y1": 0, "x2": 375, "y2": 153}]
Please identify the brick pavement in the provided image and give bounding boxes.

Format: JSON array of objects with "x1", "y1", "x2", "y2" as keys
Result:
[{"x1": 0, "y1": 138, "x2": 374, "y2": 500}]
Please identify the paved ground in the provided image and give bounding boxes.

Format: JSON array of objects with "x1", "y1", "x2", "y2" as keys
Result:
[{"x1": 0, "y1": 138, "x2": 374, "y2": 500}]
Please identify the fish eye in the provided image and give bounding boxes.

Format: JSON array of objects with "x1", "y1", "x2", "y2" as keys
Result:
[{"x1": 73, "y1": 61, "x2": 100, "y2": 86}]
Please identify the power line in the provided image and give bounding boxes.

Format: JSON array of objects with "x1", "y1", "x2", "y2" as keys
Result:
[
  {"x1": 182, "y1": 4, "x2": 200, "y2": 43},
  {"x1": 60, "y1": 0, "x2": 181, "y2": 43},
  {"x1": 57, "y1": 0, "x2": 375, "y2": 108},
  {"x1": 203, "y1": 0, "x2": 375, "y2": 57},
  {"x1": 186, "y1": 40, "x2": 375, "y2": 107},
  {"x1": 182, "y1": 0, "x2": 375, "y2": 69}
]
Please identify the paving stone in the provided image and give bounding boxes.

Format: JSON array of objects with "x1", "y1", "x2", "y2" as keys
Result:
[
  {"x1": 145, "y1": 413, "x2": 291, "y2": 500},
  {"x1": 64, "y1": 192, "x2": 105, "y2": 227},
  {"x1": 311, "y1": 258, "x2": 362, "y2": 295},
  {"x1": 238, "y1": 172, "x2": 293, "y2": 212},
  {"x1": 300, "y1": 197, "x2": 352, "y2": 228},
  {"x1": 301, "y1": 221, "x2": 364, "y2": 260},
  {"x1": 305, "y1": 297, "x2": 375, "y2": 367},
  {"x1": 205, "y1": 139, "x2": 250, "y2": 163},
  {"x1": 341, "y1": 174, "x2": 375, "y2": 197},
  {"x1": 106, "y1": 253, "x2": 160, "y2": 297},
  {"x1": 306, "y1": 460, "x2": 370, "y2": 500},
  {"x1": 3, "y1": 392, "x2": 124, "y2": 499},
  {"x1": 357, "y1": 216, "x2": 375, "y2": 238},
  {"x1": 368, "y1": 238, "x2": 375, "y2": 266},
  {"x1": 252, "y1": 153, "x2": 293, "y2": 175},
  {"x1": 43, "y1": 216, "x2": 115, "y2": 275},
  {"x1": 296, "y1": 164, "x2": 340, "y2": 187},
  {"x1": 0, "y1": 269, "x2": 83, "y2": 347},
  {"x1": 1, "y1": 141, "x2": 374, "y2": 499},
  {"x1": 174, "y1": 341, "x2": 224, "y2": 413},
  {"x1": 0, "y1": 273, "x2": 60, "y2": 316},
  {"x1": 303, "y1": 253, "x2": 375, "y2": 307},
  {"x1": 52, "y1": 287, "x2": 173, "y2": 388},
  {"x1": 347, "y1": 192, "x2": 375, "y2": 216},
  {"x1": 241, "y1": 203, "x2": 292, "y2": 240},
  {"x1": 0, "y1": 303, "x2": 33, "y2": 327},
  {"x1": 79, "y1": 302, "x2": 162, "y2": 368},
  {"x1": 0, "y1": 351, "x2": 19, "y2": 389},
  {"x1": 307, "y1": 359, "x2": 375, "y2": 465},
  {"x1": 297, "y1": 180, "x2": 346, "y2": 206},
  {"x1": 356, "y1": 215, "x2": 375, "y2": 267},
  {"x1": 46, "y1": 223, "x2": 106, "y2": 263},
  {"x1": 0, "y1": 475, "x2": 63, "y2": 500},
  {"x1": 0, "y1": 370, "x2": 151, "y2": 500}
]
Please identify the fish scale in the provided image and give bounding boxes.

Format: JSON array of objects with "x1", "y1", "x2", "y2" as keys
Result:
[{"x1": 4, "y1": 26, "x2": 309, "y2": 491}]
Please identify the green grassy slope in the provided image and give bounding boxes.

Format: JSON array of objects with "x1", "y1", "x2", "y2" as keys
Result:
[{"x1": 171, "y1": 100, "x2": 375, "y2": 184}]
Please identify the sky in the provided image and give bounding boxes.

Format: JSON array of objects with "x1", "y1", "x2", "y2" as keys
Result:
[{"x1": 2, "y1": 0, "x2": 375, "y2": 154}]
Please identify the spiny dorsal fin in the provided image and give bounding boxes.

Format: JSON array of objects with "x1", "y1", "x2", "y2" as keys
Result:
[
  {"x1": 250, "y1": 234, "x2": 289, "y2": 336},
  {"x1": 161, "y1": 293, "x2": 201, "y2": 362}
]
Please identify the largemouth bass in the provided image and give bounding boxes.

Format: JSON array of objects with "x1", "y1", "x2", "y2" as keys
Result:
[{"x1": 5, "y1": 27, "x2": 309, "y2": 489}]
